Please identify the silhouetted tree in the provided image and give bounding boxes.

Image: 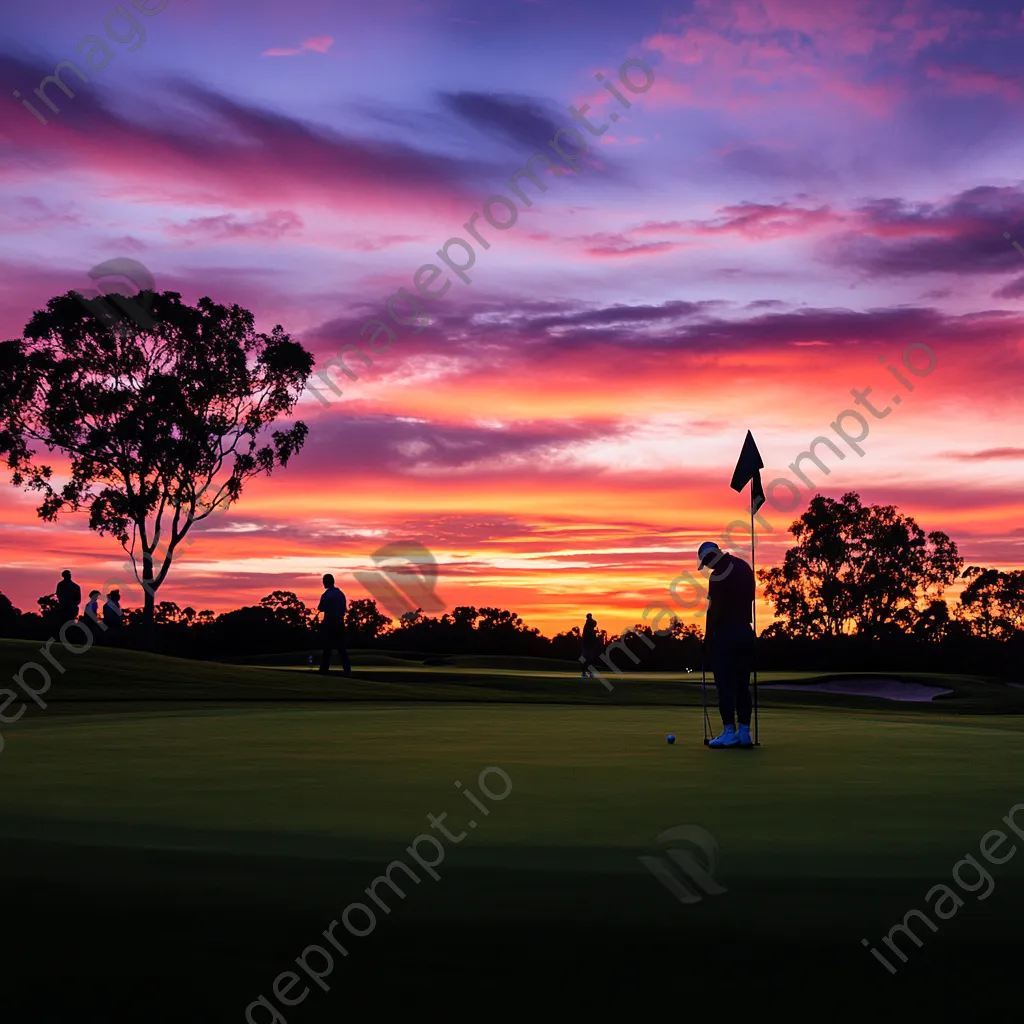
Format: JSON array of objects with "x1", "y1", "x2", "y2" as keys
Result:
[
  {"x1": 0, "y1": 591, "x2": 21, "y2": 637},
  {"x1": 444, "y1": 605, "x2": 480, "y2": 638},
  {"x1": 760, "y1": 492, "x2": 961, "y2": 638},
  {"x1": 155, "y1": 601, "x2": 184, "y2": 626},
  {"x1": 453, "y1": 606, "x2": 478, "y2": 624},
  {"x1": 259, "y1": 591, "x2": 313, "y2": 630},
  {"x1": 35, "y1": 593, "x2": 61, "y2": 630},
  {"x1": 399, "y1": 608, "x2": 424, "y2": 628},
  {"x1": 911, "y1": 598, "x2": 952, "y2": 641},
  {"x1": 346, "y1": 598, "x2": 392, "y2": 641},
  {"x1": 477, "y1": 607, "x2": 517, "y2": 629},
  {"x1": 0, "y1": 289, "x2": 314, "y2": 646},
  {"x1": 957, "y1": 566, "x2": 1024, "y2": 639},
  {"x1": 212, "y1": 599, "x2": 309, "y2": 655}
]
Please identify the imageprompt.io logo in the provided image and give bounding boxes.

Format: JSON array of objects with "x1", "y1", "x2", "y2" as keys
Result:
[
  {"x1": 638, "y1": 825, "x2": 727, "y2": 905},
  {"x1": 353, "y1": 541, "x2": 446, "y2": 619}
]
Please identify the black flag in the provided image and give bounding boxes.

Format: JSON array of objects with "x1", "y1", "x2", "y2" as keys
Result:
[{"x1": 730, "y1": 430, "x2": 765, "y2": 513}]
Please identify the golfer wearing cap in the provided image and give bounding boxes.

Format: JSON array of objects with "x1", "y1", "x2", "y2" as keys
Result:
[{"x1": 698, "y1": 541, "x2": 756, "y2": 748}]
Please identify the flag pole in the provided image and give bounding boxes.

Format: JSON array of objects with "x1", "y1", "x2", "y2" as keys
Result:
[
  {"x1": 751, "y1": 484, "x2": 759, "y2": 746},
  {"x1": 731, "y1": 429, "x2": 763, "y2": 748}
]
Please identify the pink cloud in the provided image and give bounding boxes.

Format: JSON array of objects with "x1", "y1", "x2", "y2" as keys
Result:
[
  {"x1": 635, "y1": 0, "x2": 996, "y2": 116},
  {"x1": 940, "y1": 447, "x2": 1024, "y2": 461},
  {"x1": 643, "y1": 24, "x2": 903, "y2": 115},
  {"x1": 573, "y1": 232, "x2": 682, "y2": 258},
  {"x1": 924, "y1": 63, "x2": 1023, "y2": 101},
  {"x1": 261, "y1": 36, "x2": 335, "y2": 57},
  {"x1": 0, "y1": 81, "x2": 482, "y2": 225},
  {"x1": 632, "y1": 220, "x2": 685, "y2": 235},
  {"x1": 638, "y1": 76, "x2": 697, "y2": 110},
  {"x1": 689, "y1": 201, "x2": 844, "y2": 239},
  {"x1": 165, "y1": 210, "x2": 304, "y2": 242},
  {"x1": 586, "y1": 241, "x2": 678, "y2": 258}
]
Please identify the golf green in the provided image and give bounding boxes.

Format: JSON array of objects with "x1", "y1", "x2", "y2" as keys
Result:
[
  {"x1": 2, "y1": 703, "x2": 1022, "y2": 1018},
  {"x1": 3, "y1": 704, "x2": 1023, "y2": 875}
]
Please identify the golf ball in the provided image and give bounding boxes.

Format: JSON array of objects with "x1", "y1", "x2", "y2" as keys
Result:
[{"x1": 667, "y1": 734, "x2": 675, "y2": 744}]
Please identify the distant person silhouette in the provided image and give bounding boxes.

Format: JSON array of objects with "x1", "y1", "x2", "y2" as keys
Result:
[
  {"x1": 317, "y1": 574, "x2": 351, "y2": 676},
  {"x1": 55, "y1": 570, "x2": 81, "y2": 627},
  {"x1": 102, "y1": 589, "x2": 123, "y2": 638},
  {"x1": 699, "y1": 541, "x2": 755, "y2": 748},
  {"x1": 83, "y1": 590, "x2": 101, "y2": 626},
  {"x1": 580, "y1": 613, "x2": 599, "y2": 678}
]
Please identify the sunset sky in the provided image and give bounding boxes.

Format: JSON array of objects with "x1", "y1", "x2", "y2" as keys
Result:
[{"x1": 2, "y1": 0, "x2": 1023, "y2": 637}]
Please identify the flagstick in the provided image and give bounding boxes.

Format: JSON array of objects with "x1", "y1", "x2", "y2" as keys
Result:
[{"x1": 751, "y1": 488, "x2": 759, "y2": 746}]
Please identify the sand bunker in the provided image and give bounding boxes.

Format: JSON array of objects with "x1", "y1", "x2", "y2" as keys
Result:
[{"x1": 761, "y1": 676, "x2": 953, "y2": 702}]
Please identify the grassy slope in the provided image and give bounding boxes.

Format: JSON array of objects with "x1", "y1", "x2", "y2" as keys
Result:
[{"x1": 2, "y1": 639, "x2": 1022, "y2": 713}]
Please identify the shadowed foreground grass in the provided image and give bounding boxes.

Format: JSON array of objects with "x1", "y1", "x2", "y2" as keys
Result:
[{"x1": 2, "y1": 702, "x2": 1023, "y2": 1019}]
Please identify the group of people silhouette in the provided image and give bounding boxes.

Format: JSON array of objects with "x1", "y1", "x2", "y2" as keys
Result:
[
  {"x1": 55, "y1": 570, "x2": 122, "y2": 636},
  {"x1": 47, "y1": 569, "x2": 353, "y2": 675}
]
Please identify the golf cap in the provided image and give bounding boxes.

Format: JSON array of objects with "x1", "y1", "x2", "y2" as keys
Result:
[{"x1": 697, "y1": 541, "x2": 721, "y2": 568}]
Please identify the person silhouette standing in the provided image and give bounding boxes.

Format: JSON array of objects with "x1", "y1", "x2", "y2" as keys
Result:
[
  {"x1": 102, "y1": 589, "x2": 123, "y2": 641},
  {"x1": 580, "y1": 613, "x2": 599, "y2": 678},
  {"x1": 317, "y1": 574, "x2": 352, "y2": 676},
  {"x1": 55, "y1": 570, "x2": 82, "y2": 628}
]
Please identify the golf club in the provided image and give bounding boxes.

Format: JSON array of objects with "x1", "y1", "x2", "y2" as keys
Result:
[{"x1": 701, "y1": 644, "x2": 714, "y2": 745}]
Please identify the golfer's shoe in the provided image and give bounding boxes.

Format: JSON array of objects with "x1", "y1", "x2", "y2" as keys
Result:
[
  {"x1": 738, "y1": 724, "x2": 753, "y2": 746},
  {"x1": 709, "y1": 725, "x2": 740, "y2": 748}
]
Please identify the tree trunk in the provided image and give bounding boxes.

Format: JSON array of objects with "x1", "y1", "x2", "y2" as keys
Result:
[{"x1": 142, "y1": 553, "x2": 156, "y2": 650}]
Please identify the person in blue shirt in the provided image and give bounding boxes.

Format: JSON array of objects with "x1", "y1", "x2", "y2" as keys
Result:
[
  {"x1": 83, "y1": 590, "x2": 101, "y2": 625},
  {"x1": 317, "y1": 574, "x2": 352, "y2": 676}
]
